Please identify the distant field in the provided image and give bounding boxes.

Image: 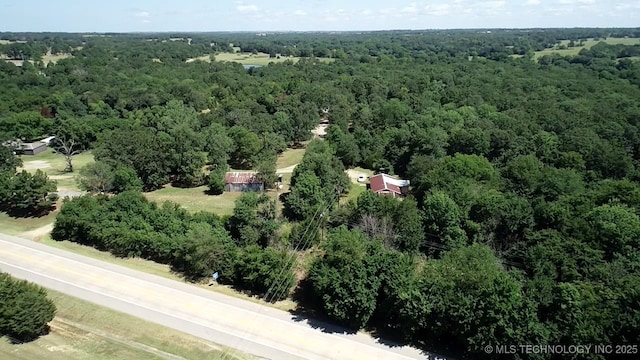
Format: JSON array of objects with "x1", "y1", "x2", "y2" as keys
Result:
[
  {"x1": 532, "y1": 37, "x2": 640, "y2": 59},
  {"x1": 187, "y1": 51, "x2": 334, "y2": 66},
  {"x1": 0, "y1": 39, "x2": 12, "y2": 44},
  {"x1": 42, "y1": 53, "x2": 72, "y2": 64},
  {"x1": 2, "y1": 53, "x2": 72, "y2": 66},
  {"x1": 0, "y1": 289, "x2": 251, "y2": 360}
]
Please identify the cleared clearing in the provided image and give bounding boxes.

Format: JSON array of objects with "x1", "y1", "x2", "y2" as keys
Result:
[
  {"x1": 187, "y1": 51, "x2": 335, "y2": 66},
  {"x1": 532, "y1": 37, "x2": 640, "y2": 59},
  {"x1": 0, "y1": 289, "x2": 252, "y2": 360}
]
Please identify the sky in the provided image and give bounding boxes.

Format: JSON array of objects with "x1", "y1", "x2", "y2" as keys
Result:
[{"x1": 0, "y1": 0, "x2": 638, "y2": 32}]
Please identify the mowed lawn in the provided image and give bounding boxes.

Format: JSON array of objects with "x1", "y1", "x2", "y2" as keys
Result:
[
  {"x1": 144, "y1": 185, "x2": 242, "y2": 216},
  {"x1": 144, "y1": 185, "x2": 286, "y2": 217},
  {"x1": 18, "y1": 150, "x2": 95, "y2": 192},
  {"x1": 19, "y1": 149, "x2": 95, "y2": 176},
  {"x1": 276, "y1": 148, "x2": 306, "y2": 169},
  {"x1": 187, "y1": 51, "x2": 334, "y2": 66},
  {"x1": 533, "y1": 37, "x2": 640, "y2": 59},
  {"x1": 0, "y1": 289, "x2": 252, "y2": 360}
]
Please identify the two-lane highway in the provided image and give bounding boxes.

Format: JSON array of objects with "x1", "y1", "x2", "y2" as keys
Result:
[{"x1": 0, "y1": 233, "x2": 429, "y2": 360}]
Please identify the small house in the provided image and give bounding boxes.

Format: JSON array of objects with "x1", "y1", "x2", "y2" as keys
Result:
[
  {"x1": 224, "y1": 172, "x2": 264, "y2": 192},
  {"x1": 369, "y1": 173, "x2": 410, "y2": 198}
]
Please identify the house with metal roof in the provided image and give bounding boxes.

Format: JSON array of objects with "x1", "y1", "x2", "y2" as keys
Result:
[{"x1": 368, "y1": 173, "x2": 410, "y2": 198}]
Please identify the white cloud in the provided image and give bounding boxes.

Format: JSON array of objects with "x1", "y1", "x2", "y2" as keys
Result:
[
  {"x1": 361, "y1": 9, "x2": 373, "y2": 16},
  {"x1": 401, "y1": 3, "x2": 419, "y2": 15},
  {"x1": 135, "y1": 11, "x2": 150, "y2": 18},
  {"x1": 293, "y1": 9, "x2": 308, "y2": 16},
  {"x1": 424, "y1": 4, "x2": 451, "y2": 16},
  {"x1": 526, "y1": 0, "x2": 541, "y2": 5},
  {"x1": 236, "y1": 2, "x2": 259, "y2": 13},
  {"x1": 558, "y1": 0, "x2": 595, "y2": 4}
]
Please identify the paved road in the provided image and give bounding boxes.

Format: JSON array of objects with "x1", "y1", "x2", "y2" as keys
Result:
[{"x1": 0, "y1": 233, "x2": 431, "y2": 360}]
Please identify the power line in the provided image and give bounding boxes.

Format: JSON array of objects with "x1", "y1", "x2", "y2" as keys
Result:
[{"x1": 218, "y1": 186, "x2": 340, "y2": 360}]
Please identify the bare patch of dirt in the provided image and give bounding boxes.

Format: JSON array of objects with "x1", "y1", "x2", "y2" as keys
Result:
[
  {"x1": 277, "y1": 164, "x2": 298, "y2": 174},
  {"x1": 21, "y1": 223, "x2": 54, "y2": 240}
]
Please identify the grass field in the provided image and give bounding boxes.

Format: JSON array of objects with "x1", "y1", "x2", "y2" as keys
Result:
[
  {"x1": 19, "y1": 149, "x2": 95, "y2": 192},
  {"x1": 187, "y1": 52, "x2": 334, "y2": 66},
  {"x1": 42, "y1": 53, "x2": 72, "y2": 64},
  {"x1": 340, "y1": 184, "x2": 366, "y2": 205},
  {"x1": 19, "y1": 150, "x2": 95, "y2": 176},
  {"x1": 0, "y1": 211, "x2": 57, "y2": 235},
  {"x1": 532, "y1": 37, "x2": 640, "y2": 59},
  {"x1": 36, "y1": 235, "x2": 296, "y2": 311},
  {"x1": 0, "y1": 289, "x2": 252, "y2": 360},
  {"x1": 144, "y1": 185, "x2": 242, "y2": 216},
  {"x1": 276, "y1": 148, "x2": 305, "y2": 169},
  {"x1": 144, "y1": 185, "x2": 287, "y2": 217}
]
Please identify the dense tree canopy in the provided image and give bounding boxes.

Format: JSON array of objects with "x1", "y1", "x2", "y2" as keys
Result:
[{"x1": 10, "y1": 28, "x2": 640, "y2": 359}]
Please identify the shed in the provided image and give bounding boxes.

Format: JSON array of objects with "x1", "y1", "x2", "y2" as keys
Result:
[
  {"x1": 369, "y1": 173, "x2": 410, "y2": 198},
  {"x1": 224, "y1": 172, "x2": 264, "y2": 192},
  {"x1": 19, "y1": 142, "x2": 48, "y2": 156}
]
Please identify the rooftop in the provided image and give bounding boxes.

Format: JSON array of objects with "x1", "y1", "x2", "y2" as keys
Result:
[
  {"x1": 225, "y1": 172, "x2": 262, "y2": 184},
  {"x1": 369, "y1": 173, "x2": 410, "y2": 194}
]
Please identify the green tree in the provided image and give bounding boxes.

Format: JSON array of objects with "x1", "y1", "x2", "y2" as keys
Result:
[
  {"x1": 586, "y1": 204, "x2": 640, "y2": 259},
  {"x1": 0, "y1": 272, "x2": 56, "y2": 342},
  {"x1": 0, "y1": 142, "x2": 21, "y2": 173},
  {"x1": 255, "y1": 153, "x2": 277, "y2": 190},
  {"x1": 172, "y1": 222, "x2": 237, "y2": 281},
  {"x1": 233, "y1": 245, "x2": 295, "y2": 301},
  {"x1": 422, "y1": 191, "x2": 467, "y2": 253},
  {"x1": 227, "y1": 192, "x2": 279, "y2": 247},
  {"x1": 111, "y1": 166, "x2": 143, "y2": 194},
  {"x1": 207, "y1": 167, "x2": 227, "y2": 195},
  {"x1": 283, "y1": 170, "x2": 324, "y2": 221},
  {"x1": 395, "y1": 245, "x2": 547, "y2": 356},
  {"x1": 1, "y1": 170, "x2": 58, "y2": 216},
  {"x1": 308, "y1": 227, "x2": 383, "y2": 329},
  {"x1": 77, "y1": 161, "x2": 113, "y2": 193}
]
